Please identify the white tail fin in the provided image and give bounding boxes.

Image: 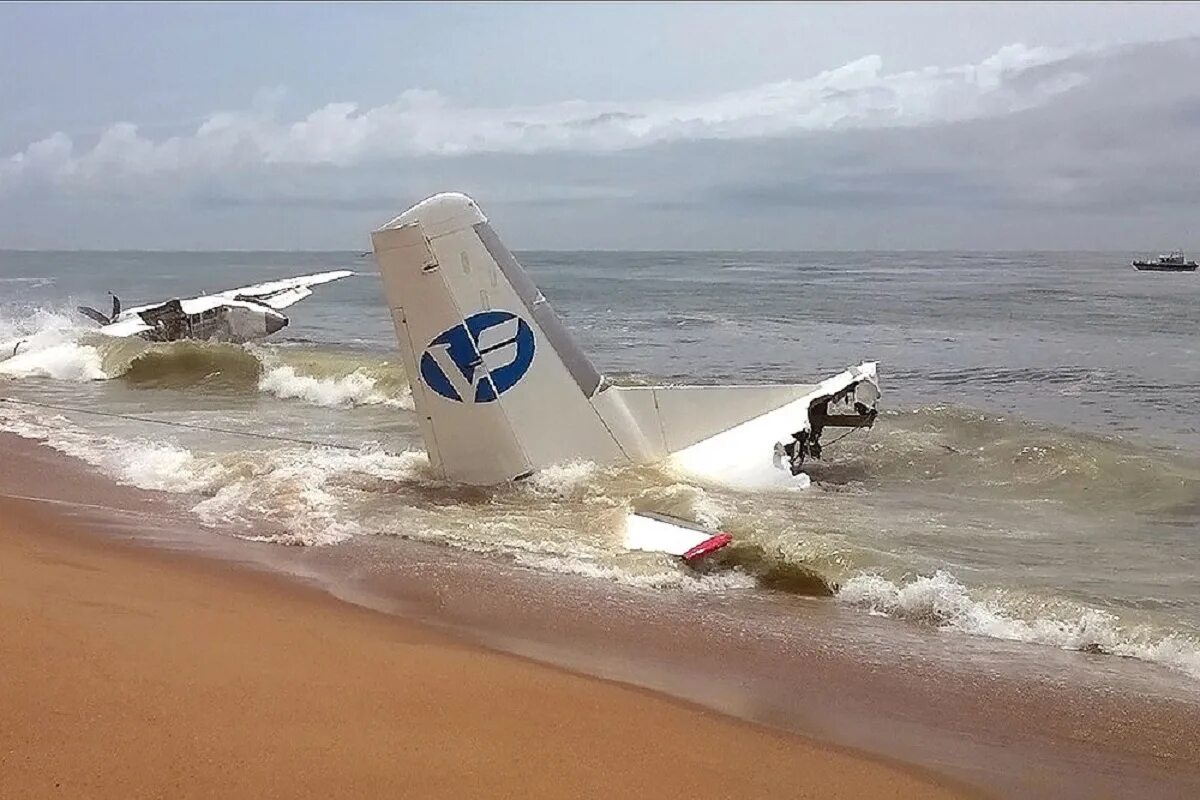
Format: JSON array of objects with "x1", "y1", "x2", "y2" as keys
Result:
[
  {"x1": 371, "y1": 193, "x2": 626, "y2": 484},
  {"x1": 372, "y1": 192, "x2": 881, "y2": 487}
]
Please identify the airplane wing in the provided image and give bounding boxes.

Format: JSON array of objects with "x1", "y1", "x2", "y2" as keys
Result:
[{"x1": 216, "y1": 270, "x2": 355, "y2": 310}]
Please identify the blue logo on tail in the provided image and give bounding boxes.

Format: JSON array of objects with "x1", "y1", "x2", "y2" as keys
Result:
[{"x1": 420, "y1": 311, "x2": 535, "y2": 403}]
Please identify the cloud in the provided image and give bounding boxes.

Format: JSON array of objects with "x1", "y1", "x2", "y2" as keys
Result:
[
  {"x1": 4, "y1": 37, "x2": 1200, "y2": 249},
  {"x1": 1, "y1": 42, "x2": 1089, "y2": 193}
]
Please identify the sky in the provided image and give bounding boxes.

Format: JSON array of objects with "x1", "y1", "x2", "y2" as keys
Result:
[{"x1": 3, "y1": 1, "x2": 1200, "y2": 250}]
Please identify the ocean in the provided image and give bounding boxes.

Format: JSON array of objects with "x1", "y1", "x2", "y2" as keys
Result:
[{"x1": 1, "y1": 249, "x2": 1198, "y2": 684}]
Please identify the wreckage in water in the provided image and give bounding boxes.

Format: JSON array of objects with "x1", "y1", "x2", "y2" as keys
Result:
[
  {"x1": 77, "y1": 271, "x2": 354, "y2": 343},
  {"x1": 369, "y1": 193, "x2": 881, "y2": 560}
]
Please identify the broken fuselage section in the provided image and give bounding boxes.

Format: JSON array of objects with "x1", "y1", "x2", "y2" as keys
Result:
[
  {"x1": 77, "y1": 270, "x2": 354, "y2": 344},
  {"x1": 370, "y1": 192, "x2": 882, "y2": 562},
  {"x1": 775, "y1": 376, "x2": 880, "y2": 475},
  {"x1": 106, "y1": 297, "x2": 289, "y2": 343}
]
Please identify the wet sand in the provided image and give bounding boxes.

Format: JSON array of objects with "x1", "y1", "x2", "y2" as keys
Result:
[
  {"x1": 0, "y1": 468, "x2": 972, "y2": 798},
  {"x1": 3, "y1": 431, "x2": 1200, "y2": 799}
]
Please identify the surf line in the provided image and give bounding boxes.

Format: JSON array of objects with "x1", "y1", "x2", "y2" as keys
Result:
[
  {"x1": 0, "y1": 394, "x2": 872, "y2": 457},
  {"x1": 0, "y1": 396, "x2": 367, "y2": 452},
  {"x1": 0, "y1": 491, "x2": 171, "y2": 519}
]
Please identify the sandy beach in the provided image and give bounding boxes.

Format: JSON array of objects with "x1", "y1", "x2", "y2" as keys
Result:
[
  {"x1": 0, "y1": 486, "x2": 974, "y2": 799},
  {"x1": 2, "y1": 428, "x2": 1200, "y2": 799}
]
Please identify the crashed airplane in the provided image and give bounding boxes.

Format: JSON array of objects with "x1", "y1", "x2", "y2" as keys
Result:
[
  {"x1": 76, "y1": 271, "x2": 354, "y2": 343},
  {"x1": 371, "y1": 193, "x2": 879, "y2": 560}
]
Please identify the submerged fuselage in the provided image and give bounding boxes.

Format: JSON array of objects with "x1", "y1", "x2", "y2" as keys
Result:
[
  {"x1": 77, "y1": 270, "x2": 353, "y2": 343},
  {"x1": 112, "y1": 298, "x2": 288, "y2": 344}
]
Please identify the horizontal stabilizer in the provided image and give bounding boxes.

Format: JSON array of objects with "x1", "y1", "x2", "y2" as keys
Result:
[
  {"x1": 76, "y1": 305, "x2": 110, "y2": 326},
  {"x1": 624, "y1": 512, "x2": 733, "y2": 562}
]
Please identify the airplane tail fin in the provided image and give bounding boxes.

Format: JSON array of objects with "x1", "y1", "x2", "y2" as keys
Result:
[
  {"x1": 371, "y1": 193, "x2": 625, "y2": 484},
  {"x1": 372, "y1": 192, "x2": 882, "y2": 489}
]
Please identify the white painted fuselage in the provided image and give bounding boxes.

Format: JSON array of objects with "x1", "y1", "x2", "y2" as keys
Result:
[{"x1": 370, "y1": 193, "x2": 880, "y2": 488}]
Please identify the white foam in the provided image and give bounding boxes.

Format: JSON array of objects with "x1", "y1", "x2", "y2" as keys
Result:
[
  {"x1": 257, "y1": 364, "x2": 413, "y2": 409},
  {"x1": 524, "y1": 460, "x2": 599, "y2": 499},
  {"x1": 193, "y1": 446, "x2": 430, "y2": 546},
  {"x1": 107, "y1": 440, "x2": 225, "y2": 493},
  {"x1": 0, "y1": 402, "x2": 431, "y2": 547},
  {"x1": 0, "y1": 306, "x2": 82, "y2": 345},
  {"x1": 258, "y1": 364, "x2": 379, "y2": 407},
  {"x1": 0, "y1": 341, "x2": 106, "y2": 381},
  {"x1": 838, "y1": 571, "x2": 1200, "y2": 679},
  {"x1": 0, "y1": 307, "x2": 107, "y2": 382},
  {"x1": 0, "y1": 404, "x2": 223, "y2": 492}
]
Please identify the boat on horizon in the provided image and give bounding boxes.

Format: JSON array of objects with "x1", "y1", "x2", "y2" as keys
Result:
[{"x1": 1131, "y1": 250, "x2": 1198, "y2": 272}]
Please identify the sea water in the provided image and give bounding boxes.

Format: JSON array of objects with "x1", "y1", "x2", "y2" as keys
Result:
[{"x1": 1, "y1": 249, "x2": 1198, "y2": 680}]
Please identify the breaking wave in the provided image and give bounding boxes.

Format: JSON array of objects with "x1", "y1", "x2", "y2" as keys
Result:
[
  {"x1": 0, "y1": 402, "x2": 430, "y2": 546},
  {"x1": 192, "y1": 446, "x2": 432, "y2": 546},
  {"x1": 838, "y1": 571, "x2": 1200, "y2": 679},
  {"x1": 0, "y1": 340, "x2": 106, "y2": 381},
  {"x1": 0, "y1": 305, "x2": 412, "y2": 409},
  {"x1": 0, "y1": 404, "x2": 226, "y2": 494},
  {"x1": 0, "y1": 308, "x2": 106, "y2": 381},
  {"x1": 6, "y1": 305, "x2": 1200, "y2": 681},
  {"x1": 118, "y1": 341, "x2": 263, "y2": 391},
  {"x1": 257, "y1": 364, "x2": 411, "y2": 409},
  {"x1": 4, "y1": 395, "x2": 1200, "y2": 680}
]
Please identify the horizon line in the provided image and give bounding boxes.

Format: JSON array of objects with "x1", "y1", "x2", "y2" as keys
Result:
[{"x1": 0, "y1": 247, "x2": 1172, "y2": 255}]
